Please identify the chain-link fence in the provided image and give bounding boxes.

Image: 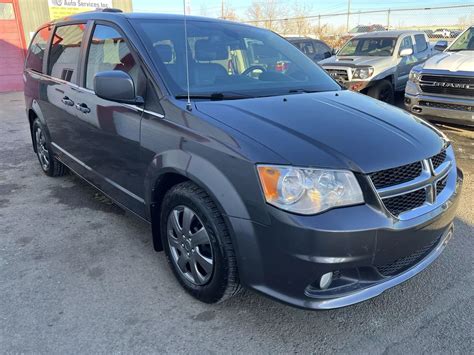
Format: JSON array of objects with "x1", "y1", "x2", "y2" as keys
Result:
[{"x1": 242, "y1": 4, "x2": 474, "y2": 49}]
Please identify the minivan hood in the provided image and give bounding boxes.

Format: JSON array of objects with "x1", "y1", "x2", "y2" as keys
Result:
[
  {"x1": 320, "y1": 56, "x2": 392, "y2": 68},
  {"x1": 421, "y1": 51, "x2": 474, "y2": 72},
  {"x1": 196, "y1": 91, "x2": 444, "y2": 173}
]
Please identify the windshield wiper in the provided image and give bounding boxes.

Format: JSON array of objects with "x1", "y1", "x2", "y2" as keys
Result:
[
  {"x1": 288, "y1": 89, "x2": 323, "y2": 94},
  {"x1": 175, "y1": 92, "x2": 253, "y2": 101}
]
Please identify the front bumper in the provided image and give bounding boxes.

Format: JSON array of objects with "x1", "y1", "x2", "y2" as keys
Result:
[
  {"x1": 405, "y1": 81, "x2": 474, "y2": 127},
  {"x1": 229, "y1": 168, "x2": 462, "y2": 310}
]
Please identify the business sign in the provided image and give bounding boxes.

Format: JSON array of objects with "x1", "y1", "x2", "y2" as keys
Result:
[{"x1": 48, "y1": 0, "x2": 113, "y2": 20}]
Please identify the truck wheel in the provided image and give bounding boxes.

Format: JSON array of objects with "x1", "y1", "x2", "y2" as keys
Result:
[
  {"x1": 368, "y1": 80, "x2": 394, "y2": 104},
  {"x1": 160, "y1": 181, "x2": 241, "y2": 303},
  {"x1": 32, "y1": 119, "x2": 67, "y2": 177}
]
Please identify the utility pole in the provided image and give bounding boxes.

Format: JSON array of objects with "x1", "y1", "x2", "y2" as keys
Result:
[
  {"x1": 387, "y1": 8, "x2": 391, "y2": 30},
  {"x1": 221, "y1": 0, "x2": 224, "y2": 19},
  {"x1": 346, "y1": 0, "x2": 351, "y2": 32}
]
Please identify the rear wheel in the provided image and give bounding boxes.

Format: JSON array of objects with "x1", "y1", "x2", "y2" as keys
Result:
[
  {"x1": 160, "y1": 181, "x2": 241, "y2": 303},
  {"x1": 367, "y1": 80, "x2": 394, "y2": 104},
  {"x1": 32, "y1": 119, "x2": 67, "y2": 177}
]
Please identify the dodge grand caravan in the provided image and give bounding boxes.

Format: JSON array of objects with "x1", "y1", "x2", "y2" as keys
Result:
[{"x1": 24, "y1": 10, "x2": 462, "y2": 310}]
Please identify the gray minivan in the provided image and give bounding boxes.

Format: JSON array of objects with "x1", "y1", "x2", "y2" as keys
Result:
[{"x1": 24, "y1": 10, "x2": 462, "y2": 310}]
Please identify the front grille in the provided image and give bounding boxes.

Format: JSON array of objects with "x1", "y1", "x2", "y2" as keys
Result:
[
  {"x1": 375, "y1": 237, "x2": 439, "y2": 276},
  {"x1": 436, "y1": 175, "x2": 448, "y2": 195},
  {"x1": 325, "y1": 68, "x2": 349, "y2": 81},
  {"x1": 419, "y1": 100, "x2": 473, "y2": 112},
  {"x1": 370, "y1": 162, "x2": 422, "y2": 189},
  {"x1": 383, "y1": 188, "x2": 426, "y2": 216},
  {"x1": 420, "y1": 75, "x2": 474, "y2": 97},
  {"x1": 431, "y1": 150, "x2": 447, "y2": 170}
]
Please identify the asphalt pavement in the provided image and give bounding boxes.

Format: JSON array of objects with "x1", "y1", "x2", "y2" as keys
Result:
[{"x1": 0, "y1": 91, "x2": 473, "y2": 353}]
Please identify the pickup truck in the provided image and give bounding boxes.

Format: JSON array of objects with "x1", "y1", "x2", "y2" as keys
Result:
[
  {"x1": 320, "y1": 31, "x2": 432, "y2": 104},
  {"x1": 405, "y1": 26, "x2": 474, "y2": 127}
]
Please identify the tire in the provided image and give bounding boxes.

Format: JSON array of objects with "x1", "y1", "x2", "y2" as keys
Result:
[
  {"x1": 32, "y1": 118, "x2": 67, "y2": 177},
  {"x1": 367, "y1": 80, "x2": 395, "y2": 104},
  {"x1": 160, "y1": 181, "x2": 241, "y2": 303}
]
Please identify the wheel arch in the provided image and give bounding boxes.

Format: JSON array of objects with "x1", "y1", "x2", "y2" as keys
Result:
[
  {"x1": 27, "y1": 101, "x2": 50, "y2": 153},
  {"x1": 147, "y1": 152, "x2": 252, "y2": 253}
]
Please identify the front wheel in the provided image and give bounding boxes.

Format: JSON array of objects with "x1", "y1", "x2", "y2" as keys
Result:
[
  {"x1": 160, "y1": 181, "x2": 241, "y2": 303},
  {"x1": 367, "y1": 80, "x2": 395, "y2": 104},
  {"x1": 32, "y1": 119, "x2": 67, "y2": 177}
]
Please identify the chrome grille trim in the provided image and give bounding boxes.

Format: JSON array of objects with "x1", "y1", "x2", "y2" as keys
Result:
[{"x1": 369, "y1": 146, "x2": 456, "y2": 220}]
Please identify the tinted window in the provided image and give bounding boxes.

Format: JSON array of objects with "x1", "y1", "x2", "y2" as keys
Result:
[
  {"x1": 26, "y1": 26, "x2": 52, "y2": 73},
  {"x1": 313, "y1": 41, "x2": 330, "y2": 54},
  {"x1": 48, "y1": 24, "x2": 85, "y2": 82},
  {"x1": 339, "y1": 38, "x2": 395, "y2": 57},
  {"x1": 414, "y1": 34, "x2": 427, "y2": 52},
  {"x1": 85, "y1": 25, "x2": 140, "y2": 90},
  {"x1": 133, "y1": 19, "x2": 340, "y2": 98},
  {"x1": 299, "y1": 41, "x2": 314, "y2": 55}
]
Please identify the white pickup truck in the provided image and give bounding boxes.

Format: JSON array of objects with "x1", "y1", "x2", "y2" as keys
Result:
[
  {"x1": 404, "y1": 26, "x2": 474, "y2": 127},
  {"x1": 320, "y1": 31, "x2": 433, "y2": 104}
]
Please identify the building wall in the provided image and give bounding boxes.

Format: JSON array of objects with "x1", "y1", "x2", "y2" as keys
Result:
[{"x1": 18, "y1": 0, "x2": 133, "y2": 44}]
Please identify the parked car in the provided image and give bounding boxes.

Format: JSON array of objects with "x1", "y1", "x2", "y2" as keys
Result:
[
  {"x1": 433, "y1": 28, "x2": 451, "y2": 38},
  {"x1": 320, "y1": 31, "x2": 433, "y2": 103},
  {"x1": 405, "y1": 26, "x2": 474, "y2": 127},
  {"x1": 286, "y1": 36, "x2": 334, "y2": 63},
  {"x1": 24, "y1": 10, "x2": 462, "y2": 310}
]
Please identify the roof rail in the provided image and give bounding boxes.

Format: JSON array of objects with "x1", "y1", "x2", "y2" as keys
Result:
[{"x1": 101, "y1": 8, "x2": 123, "y2": 13}]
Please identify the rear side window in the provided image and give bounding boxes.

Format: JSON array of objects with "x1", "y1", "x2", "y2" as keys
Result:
[
  {"x1": 48, "y1": 24, "x2": 86, "y2": 82},
  {"x1": 85, "y1": 25, "x2": 140, "y2": 90},
  {"x1": 26, "y1": 26, "x2": 52, "y2": 73},
  {"x1": 414, "y1": 34, "x2": 428, "y2": 52}
]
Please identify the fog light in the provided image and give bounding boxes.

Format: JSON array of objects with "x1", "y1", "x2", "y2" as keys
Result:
[{"x1": 319, "y1": 272, "x2": 333, "y2": 290}]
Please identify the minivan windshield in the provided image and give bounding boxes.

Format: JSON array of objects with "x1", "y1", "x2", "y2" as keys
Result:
[
  {"x1": 132, "y1": 19, "x2": 340, "y2": 98},
  {"x1": 338, "y1": 37, "x2": 396, "y2": 57},
  {"x1": 447, "y1": 27, "x2": 474, "y2": 52}
]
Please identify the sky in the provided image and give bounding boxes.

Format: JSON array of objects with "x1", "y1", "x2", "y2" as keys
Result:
[
  {"x1": 131, "y1": 0, "x2": 473, "y2": 28},
  {"x1": 132, "y1": 0, "x2": 471, "y2": 16}
]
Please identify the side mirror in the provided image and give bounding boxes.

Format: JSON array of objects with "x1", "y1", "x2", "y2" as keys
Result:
[
  {"x1": 399, "y1": 47, "x2": 413, "y2": 57},
  {"x1": 94, "y1": 71, "x2": 143, "y2": 105},
  {"x1": 332, "y1": 48, "x2": 338, "y2": 55},
  {"x1": 323, "y1": 51, "x2": 332, "y2": 59},
  {"x1": 434, "y1": 40, "x2": 448, "y2": 51}
]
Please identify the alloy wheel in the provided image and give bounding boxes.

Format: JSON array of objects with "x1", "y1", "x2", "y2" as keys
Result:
[
  {"x1": 167, "y1": 205, "x2": 214, "y2": 286},
  {"x1": 35, "y1": 127, "x2": 50, "y2": 171}
]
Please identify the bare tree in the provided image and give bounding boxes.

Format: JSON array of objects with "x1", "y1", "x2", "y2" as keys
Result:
[
  {"x1": 246, "y1": 0, "x2": 287, "y2": 32},
  {"x1": 285, "y1": 1, "x2": 313, "y2": 36},
  {"x1": 221, "y1": 1, "x2": 239, "y2": 21}
]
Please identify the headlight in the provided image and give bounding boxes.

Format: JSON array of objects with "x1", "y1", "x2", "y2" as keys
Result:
[
  {"x1": 257, "y1": 165, "x2": 364, "y2": 215},
  {"x1": 409, "y1": 65, "x2": 423, "y2": 82},
  {"x1": 408, "y1": 70, "x2": 421, "y2": 82},
  {"x1": 352, "y1": 67, "x2": 374, "y2": 79}
]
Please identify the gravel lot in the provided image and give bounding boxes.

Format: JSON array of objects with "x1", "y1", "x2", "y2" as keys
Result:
[{"x1": 0, "y1": 91, "x2": 473, "y2": 353}]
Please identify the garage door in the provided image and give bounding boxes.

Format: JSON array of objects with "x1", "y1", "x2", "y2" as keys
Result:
[{"x1": 0, "y1": 1, "x2": 25, "y2": 92}]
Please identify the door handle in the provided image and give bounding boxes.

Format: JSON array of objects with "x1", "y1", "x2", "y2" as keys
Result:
[
  {"x1": 61, "y1": 96, "x2": 74, "y2": 106},
  {"x1": 75, "y1": 103, "x2": 91, "y2": 114}
]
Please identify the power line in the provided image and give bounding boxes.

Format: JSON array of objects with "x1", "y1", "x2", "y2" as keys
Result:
[{"x1": 241, "y1": 3, "x2": 474, "y2": 23}]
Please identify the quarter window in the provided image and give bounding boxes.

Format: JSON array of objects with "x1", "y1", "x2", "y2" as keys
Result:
[
  {"x1": 414, "y1": 34, "x2": 428, "y2": 52},
  {"x1": 85, "y1": 25, "x2": 139, "y2": 90},
  {"x1": 48, "y1": 24, "x2": 86, "y2": 82},
  {"x1": 26, "y1": 26, "x2": 52, "y2": 73}
]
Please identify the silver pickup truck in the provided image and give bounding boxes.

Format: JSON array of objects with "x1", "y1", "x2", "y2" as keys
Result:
[
  {"x1": 405, "y1": 26, "x2": 474, "y2": 127},
  {"x1": 320, "y1": 31, "x2": 432, "y2": 104}
]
